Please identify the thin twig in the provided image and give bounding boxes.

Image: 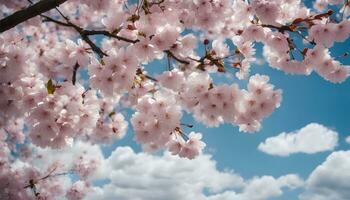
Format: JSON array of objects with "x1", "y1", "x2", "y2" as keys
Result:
[
  {"x1": 164, "y1": 50, "x2": 190, "y2": 65},
  {"x1": 41, "y1": 14, "x2": 140, "y2": 58},
  {"x1": 41, "y1": 16, "x2": 107, "y2": 58},
  {"x1": 144, "y1": 74, "x2": 158, "y2": 82},
  {"x1": 180, "y1": 123, "x2": 193, "y2": 128},
  {"x1": 72, "y1": 63, "x2": 80, "y2": 85},
  {"x1": 84, "y1": 30, "x2": 139, "y2": 43},
  {"x1": 167, "y1": 54, "x2": 171, "y2": 71},
  {"x1": 260, "y1": 24, "x2": 293, "y2": 33}
]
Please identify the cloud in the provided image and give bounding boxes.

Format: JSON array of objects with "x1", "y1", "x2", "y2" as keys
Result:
[
  {"x1": 86, "y1": 147, "x2": 303, "y2": 200},
  {"x1": 207, "y1": 174, "x2": 303, "y2": 200},
  {"x1": 300, "y1": 150, "x2": 350, "y2": 200},
  {"x1": 345, "y1": 136, "x2": 350, "y2": 144},
  {"x1": 31, "y1": 141, "x2": 104, "y2": 172},
  {"x1": 258, "y1": 123, "x2": 338, "y2": 156},
  {"x1": 29, "y1": 142, "x2": 303, "y2": 200}
]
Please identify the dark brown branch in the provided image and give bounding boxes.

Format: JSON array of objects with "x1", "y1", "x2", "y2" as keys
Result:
[
  {"x1": 84, "y1": 30, "x2": 139, "y2": 43},
  {"x1": 260, "y1": 24, "x2": 293, "y2": 33},
  {"x1": 41, "y1": 15, "x2": 71, "y2": 27},
  {"x1": 0, "y1": 0, "x2": 68, "y2": 33},
  {"x1": 80, "y1": 33, "x2": 108, "y2": 58},
  {"x1": 165, "y1": 50, "x2": 190, "y2": 65},
  {"x1": 41, "y1": 16, "x2": 108, "y2": 58},
  {"x1": 144, "y1": 74, "x2": 158, "y2": 82},
  {"x1": 42, "y1": 16, "x2": 140, "y2": 58},
  {"x1": 72, "y1": 63, "x2": 80, "y2": 85},
  {"x1": 260, "y1": 10, "x2": 333, "y2": 34},
  {"x1": 26, "y1": 0, "x2": 107, "y2": 58},
  {"x1": 136, "y1": 68, "x2": 158, "y2": 82}
]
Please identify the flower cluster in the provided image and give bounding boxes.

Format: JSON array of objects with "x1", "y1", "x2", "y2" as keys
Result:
[
  {"x1": 74, "y1": 153, "x2": 100, "y2": 179},
  {"x1": 131, "y1": 91, "x2": 182, "y2": 151},
  {"x1": 27, "y1": 82, "x2": 99, "y2": 148},
  {"x1": 89, "y1": 47, "x2": 139, "y2": 97},
  {"x1": 0, "y1": 161, "x2": 70, "y2": 200},
  {"x1": 1, "y1": 0, "x2": 350, "y2": 197},
  {"x1": 168, "y1": 132, "x2": 206, "y2": 159},
  {"x1": 158, "y1": 71, "x2": 281, "y2": 132},
  {"x1": 66, "y1": 181, "x2": 89, "y2": 200}
]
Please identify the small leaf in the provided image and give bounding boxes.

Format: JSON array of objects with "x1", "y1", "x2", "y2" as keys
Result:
[
  {"x1": 108, "y1": 111, "x2": 116, "y2": 118},
  {"x1": 138, "y1": 31, "x2": 147, "y2": 38},
  {"x1": 46, "y1": 79, "x2": 55, "y2": 94}
]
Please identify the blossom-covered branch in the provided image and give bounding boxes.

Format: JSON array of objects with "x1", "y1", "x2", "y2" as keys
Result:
[{"x1": 1, "y1": 0, "x2": 350, "y2": 199}]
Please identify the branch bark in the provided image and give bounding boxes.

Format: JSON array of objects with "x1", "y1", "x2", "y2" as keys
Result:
[
  {"x1": 0, "y1": 0, "x2": 68, "y2": 33},
  {"x1": 41, "y1": 16, "x2": 131, "y2": 58},
  {"x1": 165, "y1": 50, "x2": 190, "y2": 65},
  {"x1": 72, "y1": 63, "x2": 80, "y2": 85}
]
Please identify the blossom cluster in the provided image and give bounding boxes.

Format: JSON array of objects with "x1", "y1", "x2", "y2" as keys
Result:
[
  {"x1": 158, "y1": 71, "x2": 281, "y2": 132},
  {"x1": 131, "y1": 92, "x2": 182, "y2": 150},
  {"x1": 1, "y1": 0, "x2": 350, "y2": 198}
]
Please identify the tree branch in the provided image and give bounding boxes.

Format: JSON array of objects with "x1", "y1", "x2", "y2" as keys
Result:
[
  {"x1": 260, "y1": 24, "x2": 293, "y2": 33},
  {"x1": 41, "y1": 16, "x2": 108, "y2": 58},
  {"x1": 0, "y1": 0, "x2": 68, "y2": 33},
  {"x1": 84, "y1": 30, "x2": 139, "y2": 43},
  {"x1": 42, "y1": 15, "x2": 141, "y2": 58},
  {"x1": 72, "y1": 63, "x2": 80, "y2": 85},
  {"x1": 165, "y1": 50, "x2": 190, "y2": 65}
]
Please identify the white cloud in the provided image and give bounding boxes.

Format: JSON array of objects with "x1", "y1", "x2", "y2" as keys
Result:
[
  {"x1": 31, "y1": 141, "x2": 104, "y2": 172},
  {"x1": 28, "y1": 142, "x2": 304, "y2": 200},
  {"x1": 86, "y1": 147, "x2": 303, "y2": 200},
  {"x1": 258, "y1": 123, "x2": 338, "y2": 156},
  {"x1": 345, "y1": 136, "x2": 350, "y2": 144},
  {"x1": 207, "y1": 174, "x2": 303, "y2": 200},
  {"x1": 300, "y1": 150, "x2": 350, "y2": 200}
]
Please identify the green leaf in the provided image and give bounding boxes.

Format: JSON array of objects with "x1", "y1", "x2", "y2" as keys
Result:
[{"x1": 46, "y1": 79, "x2": 55, "y2": 94}]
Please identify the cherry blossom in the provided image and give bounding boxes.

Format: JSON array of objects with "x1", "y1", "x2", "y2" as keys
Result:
[
  {"x1": 1, "y1": 0, "x2": 350, "y2": 198},
  {"x1": 66, "y1": 181, "x2": 89, "y2": 200}
]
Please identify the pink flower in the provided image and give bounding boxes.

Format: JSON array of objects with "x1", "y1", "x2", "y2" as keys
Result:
[
  {"x1": 266, "y1": 32, "x2": 289, "y2": 53},
  {"x1": 251, "y1": 0, "x2": 280, "y2": 25},
  {"x1": 168, "y1": 140, "x2": 183, "y2": 155},
  {"x1": 325, "y1": 66, "x2": 349, "y2": 83},
  {"x1": 178, "y1": 132, "x2": 206, "y2": 159},
  {"x1": 132, "y1": 38, "x2": 157, "y2": 62},
  {"x1": 64, "y1": 39, "x2": 90, "y2": 67},
  {"x1": 102, "y1": 11, "x2": 126, "y2": 32},
  {"x1": 66, "y1": 181, "x2": 89, "y2": 200},
  {"x1": 151, "y1": 25, "x2": 179, "y2": 51},
  {"x1": 242, "y1": 25, "x2": 266, "y2": 42},
  {"x1": 157, "y1": 69, "x2": 185, "y2": 91}
]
